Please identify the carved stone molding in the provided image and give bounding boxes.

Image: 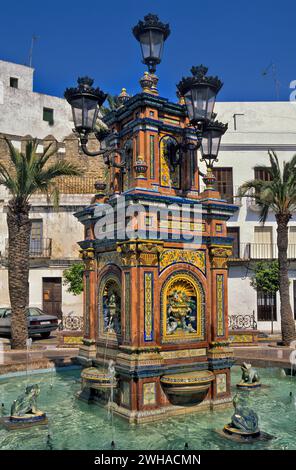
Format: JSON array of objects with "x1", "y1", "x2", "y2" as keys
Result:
[
  {"x1": 209, "y1": 245, "x2": 232, "y2": 269},
  {"x1": 117, "y1": 239, "x2": 164, "y2": 267}
]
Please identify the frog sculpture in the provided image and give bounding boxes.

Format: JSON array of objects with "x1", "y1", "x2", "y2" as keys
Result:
[
  {"x1": 11, "y1": 384, "x2": 42, "y2": 417},
  {"x1": 230, "y1": 394, "x2": 259, "y2": 433},
  {"x1": 237, "y1": 362, "x2": 261, "y2": 388},
  {"x1": 0, "y1": 384, "x2": 47, "y2": 429}
]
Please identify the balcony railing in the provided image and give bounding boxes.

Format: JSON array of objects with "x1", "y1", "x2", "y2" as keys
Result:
[
  {"x1": 229, "y1": 243, "x2": 296, "y2": 261},
  {"x1": 5, "y1": 238, "x2": 52, "y2": 258}
]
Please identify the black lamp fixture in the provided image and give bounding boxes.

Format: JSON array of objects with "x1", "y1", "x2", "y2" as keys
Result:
[
  {"x1": 177, "y1": 65, "x2": 223, "y2": 128},
  {"x1": 64, "y1": 16, "x2": 227, "y2": 181},
  {"x1": 132, "y1": 13, "x2": 170, "y2": 74},
  {"x1": 163, "y1": 65, "x2": 227, "y2": 176},
  {"x1": 64, "y1": 77, "x2": 107, "y2": 136},
  {"x1": 200, "y1": 120, "x2": 228, "y2": 169},
  {"x1": 64, "y1": 13, "x2": 170, "y2": 165}
]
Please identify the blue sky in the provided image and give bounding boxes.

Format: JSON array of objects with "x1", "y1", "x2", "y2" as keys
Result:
[{"x1": 1, "y1": 0, "x2": 295, "y2": 102}]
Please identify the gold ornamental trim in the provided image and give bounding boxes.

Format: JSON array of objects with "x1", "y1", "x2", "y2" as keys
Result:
[{"x1": 161, "y1": 370, "x2": 215, "y2": 385}]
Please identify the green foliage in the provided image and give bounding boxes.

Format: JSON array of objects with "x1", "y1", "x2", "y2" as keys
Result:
[
  {"x1": 250, "y1": 261, "x2": 280, "y2": 293},
  {"x1": 63, "y1": 263, "x2": 84, "y2": 296},
  {"x1": 239, "y1": 151, "x2": 296, "y2": 221}
]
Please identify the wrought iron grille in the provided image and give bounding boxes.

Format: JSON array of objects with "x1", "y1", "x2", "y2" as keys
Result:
[
  {"x1": 228, "y1": 312, "x2": 257, "y2": 330},
  {"x1": 59, "y1": 315, "x2": 84, "y2": 331}
]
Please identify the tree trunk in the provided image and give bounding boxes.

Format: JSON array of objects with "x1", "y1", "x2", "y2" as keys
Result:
[
  {"x1": 7, "y1": 199, "x2": 32, "y2": 349},
  {"x1": 276, "y1": 213, "x2": 296, "y2": 345}
]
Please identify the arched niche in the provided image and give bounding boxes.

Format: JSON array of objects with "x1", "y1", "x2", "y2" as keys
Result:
[
  {"x1": 98, "y1": 272, "x2": 122, "y2": 342},
  {"x1": 161, "y1": 271, "x2": 205, "y2": 344}
]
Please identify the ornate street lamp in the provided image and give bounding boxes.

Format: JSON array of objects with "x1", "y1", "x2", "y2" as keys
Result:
[
  {"x1": 64, "y1": 77, "x2": 107, "y2": 135},
  {"x1": 132, "y1": 13, "x2": 170, "y2": 74},
  {"x1": 65, "y1": 77, "x2": 127, "y2": 168},
  {"x1": 200, "y1": 120, "x2": 228, "y2": 169},
  {"x1": 177, "y1": 65, "x2": 223, "y2": 127}
]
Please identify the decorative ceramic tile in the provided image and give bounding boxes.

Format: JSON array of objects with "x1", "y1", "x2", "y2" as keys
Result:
[
  {"x1": 125, "y1": 272, "x2": 131, "y2": 341},
  {"x1": 143, "y1": 382, "x2": 156, "y2": 405},
  {"x1": 161, "y1": 271, "x2": 205, "y2": 344},
  {"x1": 160, "y1": 249, "x2": 206, "y2": 274},
  {"x1": 216, "y1": 373, "x2": 227, "y2": 395},
  {"x1": 160, "y1": 136, "x2": 180, "y2": 188},
  {"x1": 144, "y1": 272, "x2": 154, "y2": 341},
  {"x1": 121, "y1": 381, "x2": 130, "y2": 407},
  {"x1": 216, "y1": 274, "x2": 225, "y2": 337}
]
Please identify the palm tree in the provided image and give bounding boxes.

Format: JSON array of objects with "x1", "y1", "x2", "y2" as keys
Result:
[
  {"x1": 239, "y1": 151, "x2": 296, "y2": 345},
  {"x1": 0, "y1": 139, "x2": 81, "y2": 349}
]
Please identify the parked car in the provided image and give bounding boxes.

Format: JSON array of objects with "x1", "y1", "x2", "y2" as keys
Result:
[{"x1": 0, "y1": 307, "x2": 59, "y2": 339}]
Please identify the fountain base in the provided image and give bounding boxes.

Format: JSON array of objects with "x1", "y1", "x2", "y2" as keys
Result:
[
  {"x1": 216, "y1": 424, "x2": 273, "y2": 443},
  {"x1": 236, "y1": 382, "x2": 261, "y2": 390},
  {"x1": 0, "y1": 411, "x2": 48, "y2": 430}
]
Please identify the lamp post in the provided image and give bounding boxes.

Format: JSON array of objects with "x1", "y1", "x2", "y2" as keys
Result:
[
  {"x1": 64, "y1": 15, "x2": 227, "y2": 191},
  {"x1": 132, "y1": 13, "x2": 170, "y2": 74},
  {"x1": 176, "y1": 65, "x2": 227, "y2": 189}
]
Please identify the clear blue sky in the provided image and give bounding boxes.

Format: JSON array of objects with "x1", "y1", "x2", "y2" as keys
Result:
[{"x1": 1, "y1": 0, "x2": 295, "y2": 102}]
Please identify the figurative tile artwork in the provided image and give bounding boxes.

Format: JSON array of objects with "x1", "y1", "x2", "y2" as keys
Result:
[
  {"x1": 161, "y1": 272, "x2": 205, "y2": 343},
  {"x1": 216, "y1": 373, "x2": 227, "y2": 395},
  {"x1": 160, "y1": 135, "x2": 180, "y2": 188},
  {"x1": 216, "y1": 274, "x2": 225, "y2": 337},
  {"x1": 144, "y1": 272, "x2": 154, "y2": 341},
  {"x1": 143, "y1": 382, "x2": 156, "y2": 405},
  {"x1": 121, "y1": 381, "x2": 130, "y2": 407},
  {"x1": 160, "y1": 249, "x2": 206, "y2": 274},
  {"x1": 99, "y1": 275, "x2": 122, "y2": 338}
]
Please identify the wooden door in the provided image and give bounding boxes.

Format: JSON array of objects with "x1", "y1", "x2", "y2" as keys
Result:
[{"x1": 42, "y1": 278, "x2": 62, "y2": 318}]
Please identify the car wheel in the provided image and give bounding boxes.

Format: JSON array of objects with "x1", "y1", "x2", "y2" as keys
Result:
[{"x1": 40, "y1": 332, "x2": 51, "y2": 339}]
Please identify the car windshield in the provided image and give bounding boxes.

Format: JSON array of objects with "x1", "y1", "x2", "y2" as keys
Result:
[
  {"x1": 0, "y1": 308, "x2": 8, "y2": 318},
  {"x1": 27, "y1": 308, "x2": 44, "y2": 317},
  {"x1": 0, "y1": 308, "x2": 45, "y2": 317}
]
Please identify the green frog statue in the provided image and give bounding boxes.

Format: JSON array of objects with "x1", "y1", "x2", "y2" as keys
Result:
[
  {"x1": 220, "y1": 393, "x2": 273, "y2": 442},
  {"x1": 11, "y1": 384, "x2": 42, "y2": 417},
  {"x1": 237, "y1": 362, "x2": 261, "y2": 389},
  {"x1": 1, "y1": 384, "x2": 47, "y2": 429},
  {"x1": 230, "y1": 394, "x2": 259, "y2": 434}
]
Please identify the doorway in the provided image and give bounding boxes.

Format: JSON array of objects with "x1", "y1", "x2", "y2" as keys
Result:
[{"x1": 42, "y1": 277, "x2": 62, "y2": 318}]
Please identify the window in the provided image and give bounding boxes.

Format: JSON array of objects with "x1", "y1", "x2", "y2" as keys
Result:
[
  {"x1": 10, "y1": 77, "x2": 18, "y2": 88},
  {"x1": 288, "y1": 227, "x2": 296, "y2": 259},
  {"x1": 257, "y1": 290, "x2": 277, "y2": 321},
  {"x1": 254, "y1": 167, "x2": 272, "y2": 181},
  {"x1": 213, "y1": 167, "x2": 233, "y2": 203},
  {"x1": 253, "y1": 226, "x2": 273, "y2": 259},
  {"x1": 43, "y1": 107, "x2": 54, "y2": 125},
  {"x1": 227, "y1": 227, "x2": 240, "y2": 258},
  {"x1": 30, "y1": 219, "x2": 43, "y2": 255}
]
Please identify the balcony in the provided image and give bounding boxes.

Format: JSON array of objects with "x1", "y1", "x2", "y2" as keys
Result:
[
  {"x1": 229, "y1": 243, "x2": 296, "y2": 261},
  {"x1": 4, "y1": 238, "x2": 52, "y2": 259}
]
